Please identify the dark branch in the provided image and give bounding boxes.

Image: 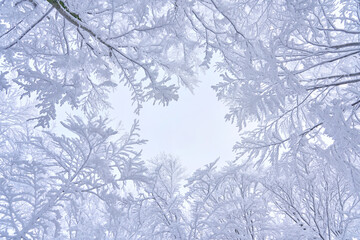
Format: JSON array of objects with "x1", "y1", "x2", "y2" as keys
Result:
[{"x1": 306, "y1": 78, "x2": 360, "y2": 91}]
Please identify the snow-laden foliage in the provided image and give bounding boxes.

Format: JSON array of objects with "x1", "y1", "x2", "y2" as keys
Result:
[
  {"x1": 182, "y1": 0, "x2": 360, "y2": 190},
  {"x1": 185, "y1": 161, "x2": 274, "y2": 239},
  {"x1": 0, "y1": 93, "x2": 147, "y2": 239},
  {"x1": 0, "y1": 0, "x2": 200, "y2": 127},
  {"x1": 121, "y1": 154, "x2": 187, "y2": 239},
  {"x1": 2, "y1": 0, "x2": 360, "y2": 239}
]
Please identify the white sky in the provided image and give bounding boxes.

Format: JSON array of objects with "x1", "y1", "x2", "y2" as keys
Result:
[{"x1": 109, "y1": 69, "x2": 239, "y2": 173}]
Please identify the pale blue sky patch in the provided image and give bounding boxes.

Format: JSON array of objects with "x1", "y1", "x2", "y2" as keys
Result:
[{"x1": 109, "y1": 69, "x2": 238, "y2": 173}]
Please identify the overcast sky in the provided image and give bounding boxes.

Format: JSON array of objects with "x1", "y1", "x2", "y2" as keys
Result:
[{"x1": 109, "y1": 69, "x2": 239, "y2": 173}]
